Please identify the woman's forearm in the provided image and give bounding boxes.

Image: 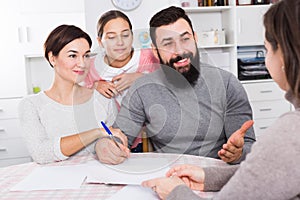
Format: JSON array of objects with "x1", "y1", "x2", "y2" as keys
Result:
[{"x1": 60, "y1": 128, "x2": 104, "y2": 156}]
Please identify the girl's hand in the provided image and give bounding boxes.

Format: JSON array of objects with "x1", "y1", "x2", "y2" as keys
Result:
[
  {"x1": 112, "y1": 72, "x2": 143, "y2": 92},
  {"x1": 96, "y1": 80, "x2": 118, "y2": 98}
]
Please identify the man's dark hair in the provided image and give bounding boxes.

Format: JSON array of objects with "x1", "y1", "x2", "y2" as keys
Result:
[{"x1": 149, "y1": 6, "x2": 195, "y2": 47}]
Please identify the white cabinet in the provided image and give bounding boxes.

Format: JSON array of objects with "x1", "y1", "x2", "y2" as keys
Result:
[
  {"x1": 0, "y1": 1, "x2": 27, "y2": 98},
  {"x1": 236, "y1": 5, "x2": 270, "y2": 46},
  {"x1": 251, "y1": 100, "x2": 290, "y2": 119},
  {"x1": 1, "y1": 0, "x2": 85, "y2": 97},
  {"x1": 20, "y1": 0, "x2": 86, "y2": 94},
  {"x1": 0, "y1": 98, "x2": 31, "y2": 167},
  {"x1": 243, "y1": 81, "x2": 291, "y2": 138},
  {"x1": 0, "y1": 2, "x2": 30, "y2": 167},
  {"x1": 19, "y1": 0, "x2": 86, "y2": 56},
  {"x1": 20, "y1": 13, "x2": 86, "y2": 56}
]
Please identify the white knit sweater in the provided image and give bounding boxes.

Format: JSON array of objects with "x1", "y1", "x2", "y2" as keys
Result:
[{"x1": 18, "y1": 91, "x2": 117, "y2": 164}]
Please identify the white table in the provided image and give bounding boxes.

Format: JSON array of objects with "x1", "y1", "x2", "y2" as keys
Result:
[{"x1": 0, "y1": 153, "x2": 227, "y2": 199}]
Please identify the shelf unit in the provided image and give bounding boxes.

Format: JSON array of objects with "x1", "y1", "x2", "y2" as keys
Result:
[
  {"x1": 183, "y1": 3, "x2": 237, "y2": 74},
  {"x1": 183, "y1": 2, "x2": 272, "y2": 75},
  {"x1": 183, "y1": 6, "x2": 233, "y2": 12}
]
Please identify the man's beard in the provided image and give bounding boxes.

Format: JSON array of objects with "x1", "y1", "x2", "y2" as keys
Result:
[{"x1": 157, "y1": 48, "x2": 200, "y2": 86}]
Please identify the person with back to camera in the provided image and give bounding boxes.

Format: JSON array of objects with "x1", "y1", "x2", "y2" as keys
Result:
[
  {"x1": 95, "y1": 6, "x2": 256, "y2": 165},
  {"x1": 18, "y1": 24, "x2": 129, "y2": 164},
  {"x1": 142, "y1": 0, "x2": 300, "y2": 199}
]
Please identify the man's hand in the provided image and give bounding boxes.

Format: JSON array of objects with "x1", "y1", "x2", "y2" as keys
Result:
[
  {"x1": 95, "y1": 128, "x2": 130, "y2": 164},
  {"x1": 218, "y1": 120, "x2": 254, "y2": 163},
  {"x1": 96, "y1": 80, "x2": 118, "y2": 98}
]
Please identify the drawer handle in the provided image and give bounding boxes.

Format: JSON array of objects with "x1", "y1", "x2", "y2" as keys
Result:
[
  {"x1": 259, "y1": 126, "x2": 268, "y2": 130},
  {"x1": 0, "y1": 128, "x2": 5, "y2": 132},
  {"x1": 259, "y1": 108, "x2": 272, "y2": 112},
  {"x1": 260, "y1": 90, "x2": 273, "y2": 93},
  {"x1": 0, "y1": 108, "x2": 3, "y2": 112},
  {"x1": 0, "y1": 147, "x2": 7, "y2": 152}
]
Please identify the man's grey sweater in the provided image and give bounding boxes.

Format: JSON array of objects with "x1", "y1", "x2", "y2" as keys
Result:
[{"x1": 114, "y1": 64, "x2": 255, "y2": 163}]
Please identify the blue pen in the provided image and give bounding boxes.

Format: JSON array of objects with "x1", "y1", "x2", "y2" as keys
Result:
[{"x1": 100, "y1": 121, "x2": 121, "y2": 149}]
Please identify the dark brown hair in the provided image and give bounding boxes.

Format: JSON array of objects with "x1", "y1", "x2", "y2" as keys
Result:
[
  {"x1": 44, "y1": 24, "x2": 92, "y2": 67},
  {"x1": 97, "y1": 10, "x2": 132, "y2": 38},
  {"x1": 264, "y1": 0, "x2": 300, "y2": 99},
  {"x1": 149, "y1": 6, "x2": 195, "y2": 47}
]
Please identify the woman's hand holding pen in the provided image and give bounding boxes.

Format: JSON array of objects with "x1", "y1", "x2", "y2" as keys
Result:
[{"x1": 95, "y1": 127, "x2": 130, "y2": 165}]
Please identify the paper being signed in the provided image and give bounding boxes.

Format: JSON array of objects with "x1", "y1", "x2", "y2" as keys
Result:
[{"x1": 86, "y1": 155, "x2": 171, "y2": 185}]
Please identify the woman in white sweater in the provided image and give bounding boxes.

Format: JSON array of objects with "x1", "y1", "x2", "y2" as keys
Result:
[
  {"x1": 142, "y1": 0, "x2": 300, "y2": 199},
  {"x1": 18, "y1": 25, "x2": 130, "y2": 164}
]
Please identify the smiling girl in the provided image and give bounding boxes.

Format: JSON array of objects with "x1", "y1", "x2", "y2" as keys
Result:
[{"x1": 85, "y1": 10, "x2": 159, "y2": 108}]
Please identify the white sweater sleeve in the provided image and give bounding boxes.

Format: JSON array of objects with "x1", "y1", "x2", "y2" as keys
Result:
[
  {"x1": 106, "y1": 99, "x2": 118, "y2": 126},
  {"x1": 18, "y1": 97, "x2": 68, "y2": 164}
]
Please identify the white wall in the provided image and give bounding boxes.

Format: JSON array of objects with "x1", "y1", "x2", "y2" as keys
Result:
[{"x1": 84, "y1": 0, "x2": 180, "y2": 50}]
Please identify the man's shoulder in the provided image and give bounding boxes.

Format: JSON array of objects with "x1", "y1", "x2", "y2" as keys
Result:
[
  {"x1": 134, "y1": 68, "x2": 164, "y2": 85},
  {"x1": 127, "y1": 68, "x2": 168, "y2": 97}
]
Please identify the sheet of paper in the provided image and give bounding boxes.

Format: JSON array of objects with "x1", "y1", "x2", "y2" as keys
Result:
[
  {"x1": 106, "y1": 185, "x2": 159, "y2": 200},
  {"x1": 105, "y1": 155, "x2": 171, "y2": 173},
  {"x1": 86, "y1": 156, "x2": 171, "y2": 185},
  {"x1": 10, "y1": 165, "x2": 87, "y2": 191}
]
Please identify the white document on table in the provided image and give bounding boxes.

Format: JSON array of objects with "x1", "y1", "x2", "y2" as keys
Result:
[
  {"x1": 10, "y1": 165, "x2": 87, "y2": 191},
  {"x1": 107, "y1": 185, "x2": 159, "y2": 200},
  {"x1": 86, "y1": 156, "x2": 170, "y2": 185}
]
